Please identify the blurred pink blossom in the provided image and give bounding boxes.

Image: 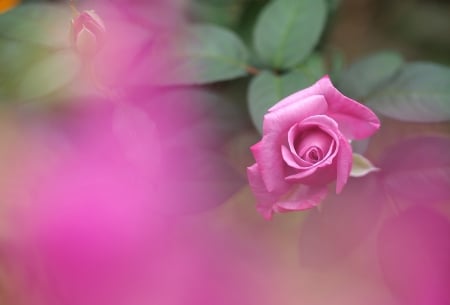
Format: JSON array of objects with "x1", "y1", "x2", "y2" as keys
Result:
[
  {"x1": 378, "y1": 206, "x2": 450, "y2": 305},
  {"x1": 70, "y1": 10, "x2": 106, "y2": 58},
  {"x1": 5, "y1": 1, "x2": 245, "y2": 304}
]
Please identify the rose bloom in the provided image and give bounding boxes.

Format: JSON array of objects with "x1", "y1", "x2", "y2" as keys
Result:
[{"x1": 248, "y1": 76, "x2": 380, "y2": 219}]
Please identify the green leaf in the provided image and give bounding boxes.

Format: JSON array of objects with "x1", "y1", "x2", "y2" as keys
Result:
[
  {"x1": 163, "y1": 24, "x2": 250, "y2": 85},
  {"x1": 253, "y1": 0, "x2": 327, "y2": 69},
  {"x1": 366, "y1": 62, "x2": 450, "y2": 123},
  {"x1": 296, "y1": 53, "x2": 327, "y2": 82},
  {"x1": 189, "y1": 0, "x2": 244, "y2": 28},
  {"x1": 336, "y1": 51, "x2": 404, "y2": 100},
  {"x1": 18, "y1": 50, "x2": 81, "y2": 100},
  {"x1": 248, "y1": 70, "x2": 313, "y2": 133},
  {"x1": 0, "y1": 3, "x2": 72, "y2": 48}
]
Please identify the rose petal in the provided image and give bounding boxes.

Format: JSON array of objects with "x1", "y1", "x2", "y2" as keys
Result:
[
  {"x1": 296, "y1": 131, "x2": 331, "y2": 161},
  {"x1": 251, "y1": 139, "x2": 289, "y2": 192},
  {"x1": 285, "y1": 125, "x2": 314, "y2": 167},
  {"x1": 281, "y1": 145, "x2": 309, "y2": 169},
  {"x1": 255, "y1": 96, "x2": 328, "y2": 192},
  {"x1": 263, "y1": 95, "x2": 328, "y2": 135},
  {"x1": 319, "y1": 140, "x2": 337, "y2": 167},
  {"x1": 285, "y1": 167, "x2": 319, "y2": 181},
  {"x1": 336, "y1": 136, "x2": 353, "y2": 193},
  {"x1": 318, "y1": 77, "x2": 380, "y2": 140},
  {"x1": 269, "y1": 76, "x2": 380, "y2": 140},
  {"x1": 247, "y1": 165, "x2": 328, "y2": 219},
  {"x1": 247, "y1": 164, "x2": 280, "y2": 220},
  {"x1": 299, "y1": 115, "x2": 340, "y2": 168},
  {"x1": 256, "y1": 205, "x2": 275, "y2": 220},
  {"x1": 274, "y1": 185, "x2": 328, "y2": 212},
  {"x1": 269, "y1": 82, "x2": 326, "y2": 113},
  {"x1": 328, "y1": 111, "x2": 379, "y2": 141},
  {"x1": 284, "y1": 116, "x2": 342, "y2": 182},
  {"x1": 300, "y1": 114, "x2": 340, "y2": 135}
]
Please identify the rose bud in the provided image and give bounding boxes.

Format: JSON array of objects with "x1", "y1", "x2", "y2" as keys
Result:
[
  {"x1": 247, "y1": 76, "x2": 380, "y2": 219},
  {"x1": 70, "y1": 10, "x2": 106, "y2": 58}
]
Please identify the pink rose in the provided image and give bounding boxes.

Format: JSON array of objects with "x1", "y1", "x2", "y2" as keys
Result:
[{"x1": 247, "y1": 76, "x2": 380, "y2": 219}]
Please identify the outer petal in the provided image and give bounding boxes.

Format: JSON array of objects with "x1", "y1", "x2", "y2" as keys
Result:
[
  {"x1": 285, "y1": 167, "x2": 319, "y2": 181},
  {"x1": 300, "y1": 115, "x2": 340, "y2": 139},
  {"x1": 256, "y1": 96, "x2": 328, "y2": 192},
  {"x1": 269, "y1": 82, "x2": 326, "y2": 113},
  {"x1": 336, "y1": 136, "x2": 353, "y2": 193},
  {"x1": 274, "y1": 185, "x2": 328, "y2": 212},
  {"x1": 248, "y1": 164, "x2": 329, "y2": 218},
  {"x1": 251, "y1": 140, "x2": 287, "y2": 192},
  {"x1": 263, "y1": 95, "x2": 328, "y2": 135},
  {"x1": 316, "y1": 76, "x2": 380, "y2": 140},
  {"x1": 247, "y1": 164, "x2": 278, "y2": 220},
  {"x1": 270, "y1": 76, "x2": 380, "y2": 140}
]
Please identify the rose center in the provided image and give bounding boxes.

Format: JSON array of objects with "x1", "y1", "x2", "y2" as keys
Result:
[
  {"x1": 293, "y1": 127, "x2": 331, "y2": 163},
  {"x1": 303, "y1": 146, "x2": 322, "y2": 163}
]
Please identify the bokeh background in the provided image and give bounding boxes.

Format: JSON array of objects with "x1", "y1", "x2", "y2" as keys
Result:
[{"x1": 0, "y1": 0, "x2": 449, "y2": 304}]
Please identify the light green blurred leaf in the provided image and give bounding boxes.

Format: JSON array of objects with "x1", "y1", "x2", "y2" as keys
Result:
[
  {"x1": 0, "y1": 3, "x2": 75, "y2": 100},
  {"x1": 0, "y1": 3, "x2": 72, "y2": 48},
  {"x1": 18, "y1": 50, "x2": 81, "y2": 100},
  {"x1": 253, "y1": 0, "x2": 327, "y2": 69},
  {"x1": 0, "y1": 39, "x2": 49, "y2": 98},
  {"x1": 336, "y1": 51, "x2": 404, "y2": 100},
  {"x1": 248, "y1": 70, "x2": 313, "y2": 133},
  {"x1": 163, "y1": 24, "x2": 250, "y2": 85},
  {"x1": 366, "y1": 62, "x2": 450, "y2": 122}
]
